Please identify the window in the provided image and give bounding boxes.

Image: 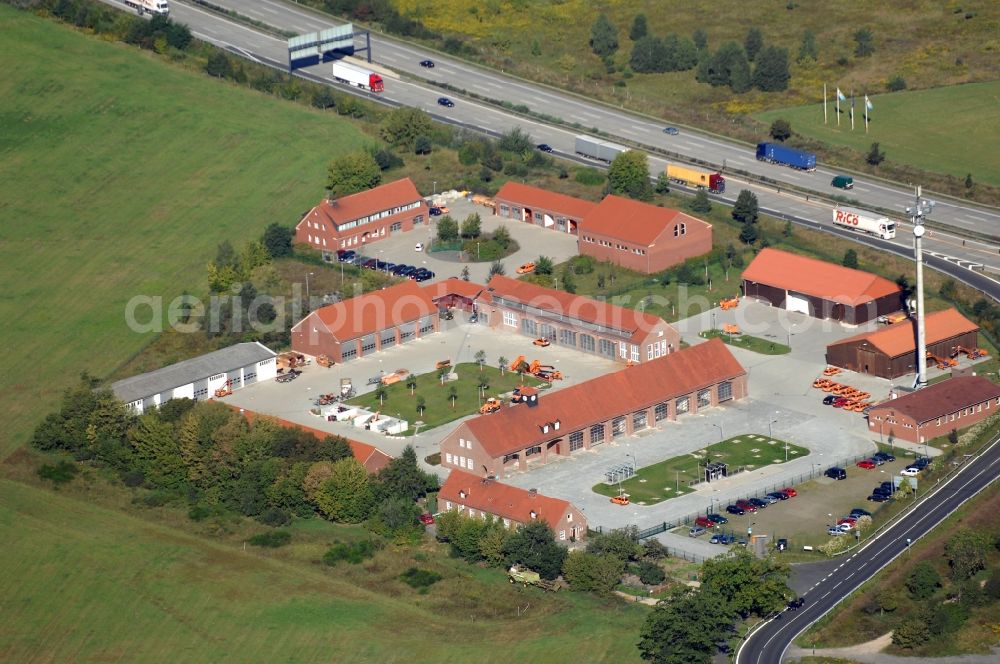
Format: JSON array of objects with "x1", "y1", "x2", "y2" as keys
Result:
[
  {"x1": 611, "y1": 416, "x2": 626, "y2": 438},
  {"x1": 599, "y1": 339, "x2": 616, "y2": 357},
  {"x1": 418, "y1": 315, "x2": 435, "y2": 334},
  {"x1": 559, "y1": 530, "x2": 566, "y2": 541},
  {"x1": 647, "y1": 344, "x2": 654, "y2": 361},
  {"x1": 446, "y1": 501, "x2": 452, "y2": 510},
  {"x1": 569, "y1": 431, "x2": 584, "y2": 452},
  {"x1": 341, "y1": 346, "x2": 357, "y2": 361},
  {"x1": 534, "y1": 212, "x2": 542, "y2": 221},
  {"x1": 697, "y1": 389, "x2": 711, "y2": 408},
  {"x1": 619, "y1": 344, "x2": 628, "y2": 359},
  {"x1": 718, "y1": 381, "x2": 733, "y2": 402},
  {"x1": 390, "y1": 221, "x2": 402, "y2": 232},
  {"x1": 503, "y1": 453, "x2": 519, "y2": 464},
  {"x1": 500, "y1": 204, "x2": 510, "y2": 216},
  {"x1": 467, "y1": 440, "x2": 473, "y2": 450},
  {"x1": 654, "y1": 402, "x2": 668, "y2": 422},
  {"x1": 631, "y1": 345, "x2": 640, "y2": 363},
  {"x1": 676, "y1": 396, "x2": 690, "y2": 414},
  {"x1": 580, "y1": 334, "x2": 595, "y2": 352},
  {"x1": 525, "y1": 446, "x2": 541, "y2": 457},
  {"x1": 590, "y1": 423, "x2": 606, "y2": 444},
  {"x1": 673, "y1": 223, "x2": 686, "y2": 237},
  {"x1": 503, "y1": 311, "x2": 518, "y2": 327},
  {"x1": 361, "y1": 336, "x2": 376, "y2": 354},
  {"x1": 540, "y1": 323, "x2": 556, "y2": 341},
  {"x1": 380, "y1": 328, "x2": 396, "y2": 348},
  {"x1": 458, "y1": 439, "x2": 465, "y2": 449},
  {"x1": 521, "y1": 318, "x2": 537, "y2": 336},
  {"x1": 559, "y1": 329, "x2": 576, "y2": 346},
  {"x1": 446, "y1": 453, "x2": 453, "y2": 464},
  {"x1": 632, "y1": 410, "x2": 647, "y2": 430}
]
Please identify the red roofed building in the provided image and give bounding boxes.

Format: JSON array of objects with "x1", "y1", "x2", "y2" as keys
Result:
[
  {"x1": 826, "y1": 308, "x2": 980, "y2": 379},
  {"x1": 439, "y1": 470, "x2": 587, "y2": 541},
  {"x1": 440, "y1": 338, "x2": 747, "y2": 477},
  {"x1": 578, "y1": 195, "x2": 713, "y2": 274},
  {"x1": 866, "y1": 376, "x2": 1000, "y2": 444},
  {"x1": 294, "y1": 178, "x2": 428, "y2": 257},
  {"x1": 477, "y1": 275, "x2": 679, "y2": 364},
  {"x1": 291, "y1": 281, "x2": 438, "y2": 362},
  {"x1": 423, "y1": 278, "x2": 487, "y2": 313},
  {"x1": 742, "y1": 248, "x2": 903, "y2": 324},
  {"x1": 493, "y1": 182, "x2": 597, "y2": 235}
]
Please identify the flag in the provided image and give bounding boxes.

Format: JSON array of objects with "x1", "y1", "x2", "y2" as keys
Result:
[
  {"x1": 865, "y1": 95, "x2": 874, "y2": 112},
  {"x1": 836, "y1": 88, "x2": 846, "y2": 101}
]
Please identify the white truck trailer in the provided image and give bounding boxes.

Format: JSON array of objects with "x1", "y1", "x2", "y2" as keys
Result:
[
  {"x1": 123, "y1": 0, "x2": 169, "y2": 15},
  {"x1": 833, "y1": 206, "x2": 896, "y2": 240},
  {"x1": 331, "y1": 61, "x2": 384, "y2": 93},
  {"x1": 574, "y1": 135, "x2": 627, "y2": 163}
]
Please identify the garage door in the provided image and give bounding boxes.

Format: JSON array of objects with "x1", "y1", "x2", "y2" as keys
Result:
[{"x1": 786, "y1": 291, "x2": 810, "y2": 315}]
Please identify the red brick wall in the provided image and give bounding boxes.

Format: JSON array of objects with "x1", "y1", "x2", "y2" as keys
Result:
[
  {"x1": 579, "y1": 222, "x2": 712, "y2": 274},
  {"x1": 295, "y1": 203, "x2": 428, "y2": 253},
  {"x1": 868, "y1": 398, "x2": 997, "y2": 443}
]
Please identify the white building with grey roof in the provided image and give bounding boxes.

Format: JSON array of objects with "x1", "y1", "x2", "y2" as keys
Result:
[{"x1": 111, "y1": 342, "x2": 277, "y2": 414}]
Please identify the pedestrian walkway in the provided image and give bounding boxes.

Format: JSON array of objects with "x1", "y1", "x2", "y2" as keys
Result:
[{"x1": 787, "y1": 634, "x2": 1000, "y2": 663}]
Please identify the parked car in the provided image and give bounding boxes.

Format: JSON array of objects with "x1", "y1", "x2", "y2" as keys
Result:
[
  {"x1": 780, "y1": 487, "x2": 797, "y2": 498},
  {"x1": 362, "y1": 258, "x2": 378, "y2": 270},
  {"x1": 822, "y1": 394, "x2": 837, "y2": 405},
  {"x1": 913, "y1": 457, "x2": 931, "y2": 469},
  {"x1": 868, "y1": 493, "x2": 890, "y2": 502},
  {"x1": 857, "y1": 459, "x2": 877, "y2": 470},
  {"x1": 536, "y1": 143, "x2": 554, "y2": 153},
  {"x1": 533, "y1": 337, "x2": 550, "y2": 347},
  {"x1": 391, "y1": 264, "x2": 411, "y2": 275},
  {"x1": 900, "y1": 467, "x2": 920, "y2": 477},
  {"x1": 748, "y1": 498, "x2": 769, "y2": 509},
  {"x1": 437, "y1": 97, "x2": 455, "y2": 107},
  {"x1": 663, "y1": 127, "x2": 680, "y2": 135},
  {"x1": 695, "y1": 516, "x2": 716, "y2": 528},
  {"x1": 850, "y1": 508, "x2": 872, "y2": 518},
  {"x1": 735, "y1": 499, "x2": 758, "y2": 513},
  {"x1": 706, "y1": 513, "x2": 728, "y2": 525},
  {"x1": 429, "y1": 207, "x2": 443, "y2": 216},
  {"x1": 398, "y1": 266, "x2": 418, "y2": 277},
  {"x1": 338, "y1": 250, "x2": 356, "y2": 262},
  {"x1": 419, "y1": 59, "x2": 435, "y2": 68},
  {"x1": 689, "y1": 526, "x2": 708, "y2": 537},
  {"x1": 767, "y1": 491, "x2": 790, "y2": 502},
  {"x1": 414, "y1": 242, "x2": 424, "y2": 252},
  {"x1": 827, "y1": 524, "x2": 850, "y2": 536},
  {"x1": 837, "y1": 517, "x2": 858, "y2": 529},
  {"x1": 872, "y1": 487, "x2": 893, "y2": 498},
  {"x1": 710, "y1": 533, "x2": 735, "y2": 545},
  {"x1": 879, "y1": 481, "x2": 895, "y2": 491},
  {"x1": 832, "y1": 396, "x2": 851, "y2": 408},
  {"x1": 825, "y1": 467, "x2": 847, "y2": 480},
  {"x1": 726, "y1": 504, "x2": 746, "y2": 515},
  {"x1": 418, "y1": 513, "x2": 435, "y2": 525},
  {"x1": 759, "y1": 494, "x2": 780, "y2": 505},
  {"x1": 414, "y1": 271, "x2": 434, "y2": 282},
  {"x1": 516, "y1": 262, "x2": 536, "y2": 274},
  {"x1": 380, "y1": 262, "x2": 397, "y2": 273},
  {"x1": 873, "y1": 452, "x2": 896, "y2": 463}
]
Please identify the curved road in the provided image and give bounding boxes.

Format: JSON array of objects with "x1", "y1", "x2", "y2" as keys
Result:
[{"x1": 737, "y1": 439, "x2": 1000, "y2": 664}]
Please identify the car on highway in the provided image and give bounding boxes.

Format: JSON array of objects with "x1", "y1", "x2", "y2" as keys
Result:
[
  {"x1": 767, "y1": 491, "x2": 790, "y2": 501},
  {"x1": 787, "y1": 597, "x2": 805, "y2": 610},
  {"x1": 516, "y1": 262, "x2": 536, "y2": 274},
  {"x1": 706, "y1": 513, "x2": 728, "y2": 524},
  {"x1": 419, "y1": 59, "x2": 435, "y2": 68},
  {"x1": 780, "y1": 487, "x2": 797, "y2": 498},
  {"x1": 857, "y1": 459, "x2": 877, "y2": 469},
  {"x1": 437, "y1": 97, "x2": 455, "y2": 107},
  {"x1": 418, "y1": 513, "x2": 435, "y2": 525},
  {"x1": 689, "y1": 526, "x2": 708, "y2": 537},
  {"x1": 822, "y1": 394, "x2": 837, "y2": 405},
  {"x1": 536, "y1": 143, "x2": 554, "y2": 153},
  {"x1": 825, "y1": 467, "x2": 847, "y2": 480},
  {"x1": 414, "y1": 242, "x2": 424, "y2": 252},
  {"x1": 663, "y1": 127, "x2": 679, "y2": 135},
  {"x1": 726, "y1": 504, "x2": 746, "y2": 515},
  {"x1": 695, "y1": 516, "x2": 716, "y2": 528}
]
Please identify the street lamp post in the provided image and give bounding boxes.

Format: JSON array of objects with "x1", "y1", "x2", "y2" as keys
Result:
[
  {"x1": 433, "y1": 181, "x2": 437, "y2": 196},
  {"x1": 477, "y1": 241, "x2": 480, "y2": 260},
  {"x1": 712, "y1": 423, "x2": 724, "y2": 441},
  {"x1": 305, "y1": 271, "x2": 314, "y2": 310},
  {"x1": 768, "y1": 418, "x2": 778, "y2": 439}
]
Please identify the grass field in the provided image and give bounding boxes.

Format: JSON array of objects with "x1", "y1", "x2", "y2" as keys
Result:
[
  {"x1": 755, "y1": 81, "x2": 1000, "y2": 186},
  {"x1": 700, "y1": 329, "x2": 790, "y2": 355},
  {"x1": 346, "y1": 363, "x2": 544, "y2": 433},
  {"x1": 0, "y1": 477, "x2": 647, "y2": 663},
  {"x1": 0, "y1": 6, "x2": 372, "y2": 457},
  {"x1": 592, "y1": 435, "x2": 809, "y2": 504}
]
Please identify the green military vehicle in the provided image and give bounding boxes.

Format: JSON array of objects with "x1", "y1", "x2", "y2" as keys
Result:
[
  {"x1": 508, "y1": 565, "x2": 559, "y2": 591},
  {"x1": 831, "y1": 175, "x2": 854, "y2": 190}
]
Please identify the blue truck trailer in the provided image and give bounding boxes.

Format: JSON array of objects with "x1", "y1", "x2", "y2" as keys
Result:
[{"x1": 755, "y1": 143, "x2": 816, "y2": 171}]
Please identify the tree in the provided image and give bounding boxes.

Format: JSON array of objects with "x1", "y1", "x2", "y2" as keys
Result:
[
  {"x1": 629, "y1": 14, "x2": 648, "y2": 41},
  {"x1": 204, "y1": 51, "x2": 232, "y2": 78},
  {"x1": 369, "y1": 496, "x2": 422, "y2": 538},
  {"x1": 700, "y1": 548, "x2": 791, "y2": 618},
  {"x1": 964, "y1": 173, "x2": 974, "y2": 190},
  {"x1": 488, "y1": 260, "x2": 506, "y2": 278},
  {"x1": 311, "y1": 87, "x2": 336, "y2": 110},
  {"x1": 460, "y1": 213, "x2": 482, "y2": 239},
  {"x1": 702, "y1": 42, "x2": 750, "y2": 91},
  {"x1": 474, "y1": 350, "x2": 487, "y2": 371},
  {"x1": 590, "y1": 14, "x2": 619, "y2": 58},
  {"x1": 690, "y1": 189, "x2": 712, "y2": 214},
  {"x1": 892, "y1": 615, "x2": 930, "y2": 649},
  {"x1": 876, "y1": 589, "x2": 899, "y2": 615},
  {"x1": 373, "y1": 384, "x2": 387, "y2": 406},
  {"x1": 732, "y1": 189, "x2": 759, "y2": 224},
  {"x1": 312, "y1": 457, "x2": 374, "y2": 523},
  {"x1": 562, "y1": 551, "x2": 624, "y2": 593},
  {"x1": 326, "y1": 151, "x2": 382, "y2": 198},
  {"x1": 752, "y1": 46, "x2": 791, "y2": 92},
  {"x1": 562, "y1": 270, "x2": 576, "y2": 294},
  {"x1": 492, "y1": 225, "x2": 512, "y2": 249},
  {"x1": 380, "y1": 107, "x2": 434, "y2": 148},
  {"x1": 783, "y1": 220, "x2": 793, "y2": 237},
  {"x1": 405, "y1": 375, "x2": 418, "y2": 396},
  {"x1": 503, "y1": 521, "x2": 567, "y2": 580},
  {"x1": 498, "y1": 127, "x2": 534, "y2": 153},
  {"x1": 769, "y1": 119, "x2": 792, "y2": 142},
  {"x1": 261, "y1": 223, "x2": 293, "y2": 258},
  {"x1": 744, "y1": 28, "x2": 763, "y2": 62},
  {"x1": 842, "y1": 249, "x2": 859, "y2": 269},
  {"x1": 854, "y1": 27, "x2": 875, "y2": 57},
  {"x1": 497, "y1": 356, "x2": 508, "y2": 376},
  {"x1": 730, "y1": 55, "x2": 752, "y2": 94},
  {"x1": 413, "y1": 135, "x2": 432, "y2": 155},
  {"x1": 630, "y1": 36, "x2": 666, "y2": 73},
  {"x1": 637, "y1": 560, "x2": 666, "y2": 585},
  {"x1": 478, "y1": 523, "x2": 510, "y2": 565},
  {"x1": 655, "y1": 172, "x2": 671, "y2": 194},
  {"x1": 376, "y1": 445, "x2": 436, "y2": 502},
  {"x1": 866, "y1": 142, "x2": 886, "y2": 166},
  {"x1": 535, "y1": 256, "x2": 554, "y2": 276},
  {"x1": 692, "y1": 28, "x2": 708, "y2": 51},
  {"x1": 436, "y1": 215, "x2": 459, "y2": 242},
  {"x1": 798, "y1": 30, "x2": 818, "y2": 63},
  {"x1": 638, "y1": 588, "x2": 736, "y2": 664},
  {"x1": 461, "y1": 266, "x2": 470, "y2": 281},
  {"x1": 586, "y1": 528, "x2": 642, "y2": 562},
  {"x1": 448, "y1": 385, "x2": 458, "y2": 408},
  {"x1": 945, "y1": 529, "x2": 991, "y2": 581},
  {"x1": 608, "y1": 150, "x2": 653, "y2": 201},
  {"x1": 415, "y1": 396, "x2": 426, "y2": 416},
  {"x1": 906, "y1": 561, "x2": 941, "y2": 599},
  {"x1": 939, "y1": 278, "x2": 958, "y2": 301}
]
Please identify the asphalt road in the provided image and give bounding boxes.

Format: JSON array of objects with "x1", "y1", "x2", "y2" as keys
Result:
[
  {"x1": 736, "y1": 439, "x2": 1000, "y2": 664},
  {"x1": 178, "y1": 0, "x2": 1000, "y2": 239}
]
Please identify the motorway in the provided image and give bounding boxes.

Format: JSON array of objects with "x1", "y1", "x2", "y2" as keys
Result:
[
  {"x1": 736, "y1": 439, "x2": 1000, "y2": 664},
  {"x1": 102, "y1": 0, "x2": 1000, "y2": 278}
]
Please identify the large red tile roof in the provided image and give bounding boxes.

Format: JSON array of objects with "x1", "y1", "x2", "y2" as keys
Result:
[
  {"x1": 462, "y1": 338, "x2": 745, "y2": 458},
  {"x1": 302, "y1": 177, "x2": 424, "y2": 228},
  {"x1": 439, "y1": 469, "x2": 572, "y2": 527},
  {"x1": 231, "y1": 408, "x2": 393, "y2": 474},
  {"x1": 484, "y1": 274, "x2": 667, "y2": 341},
  {"x1": 742, "y1": 248, "x2": 901, "y2": 306},
  {"x1": 829, "y1": 308, "x2": 979, "y2": 358},
  {"x1": 423, "y1": 278, "x2": 487, "y2": 301},
  {"x1": 494, "y1": 182, "x2": 597, "y2": 219},
  {"x1": 580, "y1": 194, "x2": 711, "y2": 246},
  {"x1": 868, "y1": 376, "x2": 1000, "y2": 425},
  {"x1": 296, "y1": 281, "x2": 437, "y2": 342}
]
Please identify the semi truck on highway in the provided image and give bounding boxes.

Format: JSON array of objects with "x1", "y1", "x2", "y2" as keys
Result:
[
  {"x1": 332, "y1": 61, "x2": 384, "y2": 93},
  {"x1": 833, "y1": 206, "x2": 896, "y2": 240},
  {"x1": 575, "y1": 135, "x2": 627, "y2": 163},
  {"x1": 123, "y1": 0, "x2": 169, "y2": 15},
  {"x1": 665, "y1": 164, "x2": 726, "y2": 193},
  {"x1": 755, "y1": 142, "x2": 816, "y2": 171}
]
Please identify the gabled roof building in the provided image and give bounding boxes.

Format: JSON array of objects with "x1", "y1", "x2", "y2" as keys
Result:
[
  {"x1": 440, "y1": 338, "x2": 747, "y2": 477},
  {"x1": 866, "y1": 376, "x2": 1000, "y2": 444},
  {"x1": 493, "y1": 182, "x2": 597, "y2": 235}
]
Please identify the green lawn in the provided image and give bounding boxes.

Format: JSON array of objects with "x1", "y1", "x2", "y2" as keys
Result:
[
  {"x1": 700, "y1": 329, "x2": 791, "y2": 355},
  {"x1": 0, "y1": 6, "x2": 370, "y2": 458},
  {"x1": 346, "y1": 363, "x2": 544, "y2": 432},
  {"x1": 593, "y1": 435, "x2": 809, "y2": 504},
  {"x1": 755, "y1": 81, "x2": 1000, "y2": 186}
]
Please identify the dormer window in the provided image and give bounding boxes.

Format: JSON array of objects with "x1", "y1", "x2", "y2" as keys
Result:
[
  {"x1": 541, "y1": 423, "x2": 550, "y2": 434},
  {"x1": 529, "y1": 510, "x2": 537, "y2": 520},
  {"x1": 553, "y1": 420, "x2": 560, "y2": 430},
  {"x1": 459, "y1": 490, "x2": 466, "y2": 499}
]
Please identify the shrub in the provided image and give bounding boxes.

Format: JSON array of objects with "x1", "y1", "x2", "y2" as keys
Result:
[
  {"x1": 575, "y1": 168, "x2": 606, "y2": 186},
  {"x1": 637, "y1": 560, "x2": 666, "y2": 585},
  {"x1": 568, "y1": 255, "x2": 596, "y2": 275},
  {"x1": 893, "y1": 616, "x2": 930, "y2": 649},
  {"x1": 248, "y1": 530, "x2": 292, "y2": 548},
  {"x1": 399, "y1": 567, "x2": 443, "y2": 590},
  {"x1": 258, "y1": 507, "x2": 292, "y2": 527},
  {"x1": 120, "y1": 469, "x2": 145, "y2": 488},
  {"x1": 929, "y1": 602, "x2": 969, "y2": 635},
  {"x1": 907, "y1": 562, "x2": 941, "y2": 599},
  {"x1": 886, "y1": 75, "x2": 907, "y2": 91},
  {"x1": 323, "y1": 539, "x2": 379, "y2": 565},
  {"x1": 37, "y1": 460, "x2": 79, "y2": 486}
]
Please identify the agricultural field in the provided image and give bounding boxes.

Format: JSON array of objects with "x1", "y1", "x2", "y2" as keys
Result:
[
  {"x1": 755, "y1": 81, "x2": 1000, "y2": 186},
  {"x1": 0, "y1": 6, "x2": 369, "y2": 457},
  {"x1": 592, "y1": 435, "x2": 809, "y2": 504}
]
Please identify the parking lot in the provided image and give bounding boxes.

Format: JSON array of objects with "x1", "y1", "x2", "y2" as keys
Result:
[{"x1": 334, "y1": 194, "x2": 581, "y2": 286}]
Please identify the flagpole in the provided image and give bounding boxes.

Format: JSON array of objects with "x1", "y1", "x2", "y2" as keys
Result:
[
  {"x1": 836, "y1": 92, "x2": 840, "y2": 126},
  {"x1": 865, "y1": 94, "x2": 869, "y2": 133},
  {"x1": 850, "y1": 88, "x2": 855, "y2": 131},
  {"x1": 824, "y1": 84, "x2": 828, "y2": 124}
]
